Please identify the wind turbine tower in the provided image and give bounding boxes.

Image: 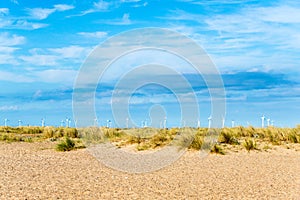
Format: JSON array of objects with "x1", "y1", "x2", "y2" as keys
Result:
[
  {"x1": 231, "y1": 120, "x2": 235, "y2": 128},
  {"x1": 197, "y1": 119, "x2": 200, "y2": 128},
  {"x1": 4, "y1": 118, "x2": 8, "y2": 127},
  {"x1": 208, "y1": 116, "x2": 212, "y2": 129},
  {"x1": 106, "y1": 120, "x2": 111, "y2": 128},
  {"x1": 222, "y1": 116, "x2": 225, "y2": 128},
  {"x1": 94, "y1": 118, "x2": 98, "y2": 127},
  {"x1": 65, "y1": 118, "x2": 70, "y2": 128},
  {"x1": 261, "y1": 115, "x2": 265, "y2": 128},
  {"x1": 18, "y1": 120, "x2": 22, "y2": 127},
  {"x1": 163, "y1": 117, "x2": 167, "y2": 129},
  {"x1": 126, "y1": 117, "x2": 129, "y2": 129},
  {"x1": 60, "y1": 120, "x2": 65, "y2": 127},
  {"x1": 41, "y1": 118, "x2": 45, "y2": 127},
  {"x1": 267, "y1": 118, "x2": 270, "y2": 127}
]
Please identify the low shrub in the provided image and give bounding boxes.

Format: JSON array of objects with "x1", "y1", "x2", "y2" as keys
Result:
[
  {"x1": 243, "y1": 138, "x2": 257, "y2": 152},
  {"x1": 56, "y1": 137, "x2": 76, "y2": 151},
  {"x1": 211, "y1": 144, "x2": 225, "y2": 155}
]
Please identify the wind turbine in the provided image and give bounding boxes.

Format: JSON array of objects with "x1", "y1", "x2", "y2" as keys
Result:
[
  {"x1": 60, "y1": 120, "x2": 65, "y2": 127},
  {"x1": 231, "y1": 120, "x2": 235, "y2": 128},
  {"x1": 65, "y1": 118, "x2": 71, "y2": 128},
  {"x1": 41, "y1": 118, "x2": 45, "y2": 127},
  {"x1": 126, "y1": 117, "x2": 129, "y2": 129},
  {"x1": 74, "y1": 119, "x2": 78, "y2": 127},
  {"x1": 163, "y1": 116, "x2": 167, "y2": 129},
  {"x1": 18, "y1": 120, "x2": 22, "y2": 127},
  {"x1": 4, "y1": 118, "x2": 8, "y2": 127},
  {"x1": 197, "y1": 119, "x2": 201, "y2": 128},
  {"x1": 271, "y1": 120, "x2": 274, "y2": 126},
  {"x1": 267, "y1": 118, "x2": 271, "y2": 127},
  {"x1": 222, "y1": 116, "x2": 225, "y2": 128},
  {"x1": 261, "y1": 115, "x2": 265, "y2": 128},
  {"x1": 208, "y1": 116, "x2": 212, "y2": 129},
  {"x1": 141, "y1": 120, "x2": 144, "y2": 128},
  {"x1": 106, "y1": 119, "x2": 111, "y2": 128},
  {"x1": 94, "y1": 118, "x2": 98, "y2": 127}
]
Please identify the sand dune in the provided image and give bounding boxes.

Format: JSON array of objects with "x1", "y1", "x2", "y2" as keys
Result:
[{"x1": 0, "y1": 142, "x2": 299, "y2": 199}]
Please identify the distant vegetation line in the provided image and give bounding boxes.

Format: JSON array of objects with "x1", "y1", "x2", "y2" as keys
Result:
[{"x1": 0, "y1": 125, "x2": 299, "y2": 153}]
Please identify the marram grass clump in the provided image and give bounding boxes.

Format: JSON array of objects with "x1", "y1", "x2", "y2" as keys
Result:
[
  {"x1": 56, "y1": 137, "x2": 76, "y2": 152},
  {"x1": 243, "y1": 138, "x2": 257, "y2": 152}
]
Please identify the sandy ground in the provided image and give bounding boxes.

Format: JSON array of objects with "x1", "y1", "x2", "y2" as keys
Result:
[{"x1": 0, "y1": 142, "x2": 299, "y2": 200}]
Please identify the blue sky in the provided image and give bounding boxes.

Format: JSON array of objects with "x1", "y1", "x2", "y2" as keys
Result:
[{"x1": 0, "y1": 0, "x2": 299, "y2": 127}]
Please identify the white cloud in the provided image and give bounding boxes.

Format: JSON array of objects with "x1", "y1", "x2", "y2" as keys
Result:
[
  {"x1": 0, "y1": 33, "x2": 24, "y2": 65},
  {"x1": 0, "y1": 46, "x2": 18, "y2": 53},
  {"x1": 78, "y1": 31, "x2": 108, "y2": 39},
  {"x1": 34, "y1": 69, "x2": 78, "y2": 83},
  {"x1": 27, "y1": 4, "x2": 74, "y2": 20},
  {"x1": 0, "y1": 32, "x2": 25, "y2": 46},
  {"x1": 19, "y1": 45, "x2": 92, "y2": 67},
  {"x1": 0, "y1": 8, "x2": 9, "y2": 15},
  {"x1": 13, "y1": 19, "x2": 48, "y2": 29},
  {"x1": 101, "y1": 13, "x2": 132, "y2": 25},
  {"x1": 0, "y1": 105, "x2": 18, "y2": 111},
  {"x1": 122, "y1": 13, "x2": 131, "y2": 24},
  {"x1": 48, "y1": 45, "x2": 91, "y2": 59},
  {"x1": 0, "y1": 69, "x2": 78, "y2": 84},
  {"x1": 10, "y1": 0, "x2": 19, "y2": 4},
  {"x1": 0, "y1": 54, "x2": 18, "y2": 65},
  {"x1": 164, "y1": 3, "x2": 300, "y2": 72},
  {"x1": 120, "y1": 0, "x2": 141, "y2": 2},
  {"x1": 132, "y1": 2, "x2": 148, "y2": 7},
  {"x1": 27, "y1": 8, "x2": 54, "y2": 20},
  {"x1": 53, "y1": 4, "x2": 75, "y2": 12},
  {"x1": 93, "y1": 0, "x2": 110, "y2": 10},
  {"x1": 256, "y1": 6, "x2": 300, "y2": 24},
  {"x1": 0, "y1": 71, "x2": 32, "y2": 82},
  {"x1": 20, "y1": 54, "x2": 58, "y2": 66},
  {"x1": 70, "y1": 0, "x2": 113, "y2": 17},
  {"x1": 0, "y1": 17, "x2": 48, "y2": 30}
]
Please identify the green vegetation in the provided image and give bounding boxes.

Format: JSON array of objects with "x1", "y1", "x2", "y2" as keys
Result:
[
  {"x1": 210, "y1": 144, "x2": 225, "y2": 155},
  {"x1": 56, "y1": 137, "x2": 76, "y2": 151},
  {"x1": 0, "y1": 125, "x2": 300, "y2": 153},
  {"x1": 243, "y1": 138, "x2": 257, "y2": 152}
]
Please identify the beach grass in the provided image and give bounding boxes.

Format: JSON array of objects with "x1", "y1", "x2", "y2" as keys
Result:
[{"x1": 0, "y1": 125, "x2": 299, "y2": 153}]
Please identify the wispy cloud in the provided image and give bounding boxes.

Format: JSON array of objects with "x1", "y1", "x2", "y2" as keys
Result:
[
  {"x1": 0, "y1": 18, "x2": 48, "y2": 30},
  {"x1": 0, "y1": 71, "x2": 32, "y2": 82},
  {"x1": 10, "y1": 0, "x2": 19, "y2": 5},
  {"x1": 34, "y1": 69, "x2": 78, "y2": 84},
  {"x1": 20, "y1": 54, "x2": 58, "y2": 66},
  {"x1": 98, "y1": 13, "x2": 132, "y2": 25},
  {"x1": 0, "y1": 105, "x2": 18, "y2": 111},
  {"x1": 48, "y1": 45, "x2": 91, "y2": 59},
  {"x1": 0, "y1": 32, "x2": 24, "y2": 64},
  {"x1": 120, "y1": 0, "x2": 141, "y2": 2},
  {"x1": 0, "y1": 69, "x2": 78, "y2": 84},
  {"x1": 53, "y1": 4, "x2": 75, "y2": 12},
  {"x1": 0, "y1": 8, "x2": 48, "y2": 29},
  {"x1": 26, "y1": 4, "x2": 74, "y2": 20},
  {"x1": 0, "y1": 8, "x2": 9, "y2": 15},
  {"x1": 75, "y1": 0, "x2": 112, "y2": 16},
  {"x1": 77, "y1": 31, "x2": 108, "y2": 39},
  {"x1": 164, "y1": 3, "x2": 300, "y2": 72},
  {"x1": 19, "y1": 45, "x2": 91, "y2": 67},
  {"x1": 0, "y1": 32, "x2": 25, "y2": 46}
]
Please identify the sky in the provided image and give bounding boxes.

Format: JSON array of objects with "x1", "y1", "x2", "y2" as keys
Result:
[{"x1": 0, "y1": 0, "x2": 299, "y2": 128}]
